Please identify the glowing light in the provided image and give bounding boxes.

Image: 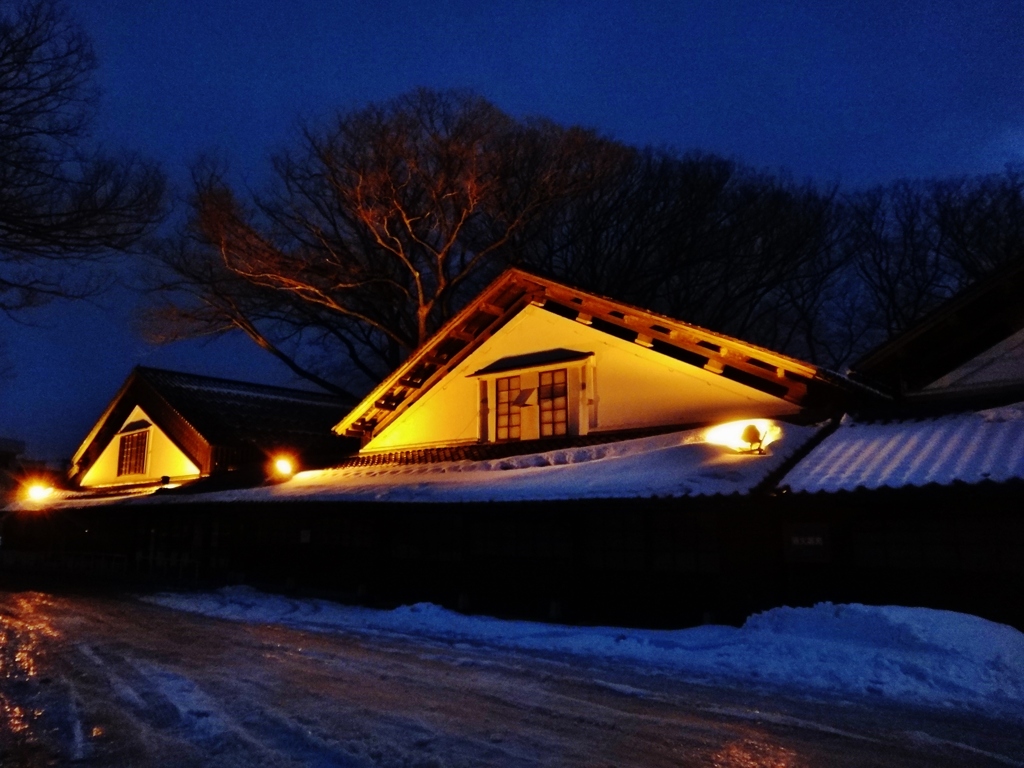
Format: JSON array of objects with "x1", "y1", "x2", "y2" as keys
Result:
[
  {"x1": 25, "y1": 484, "x2": 53, "y2": 502},
  {"x1": 704, "y1": 419, "x2": 782, "y2": 453},
  {"x1": 273, "y1": 457, "x2": 295, "y2": 477}
]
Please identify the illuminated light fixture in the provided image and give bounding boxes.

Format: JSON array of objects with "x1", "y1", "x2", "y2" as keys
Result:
[
  {"x1": 272, "y1": 456, "x2": 295, "y2": 478},
  {"x1": 25, "y1": 483, "x2": 54, "y2": 502},
  {"x1": 741, "y1": 424, "x2": 764, "y2": 454},
  {"x1": 704, "y1": 419, "x2": 782, "y2": 453}
]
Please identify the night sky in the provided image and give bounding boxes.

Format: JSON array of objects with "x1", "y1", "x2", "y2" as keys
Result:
[{"x1": 2, "y1": 0, "x2": 1023, "y2": 461}]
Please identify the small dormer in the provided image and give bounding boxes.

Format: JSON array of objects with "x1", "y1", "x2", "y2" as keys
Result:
[
  {"x1": 78, "y1": 405, "x2": 201, "y2": 488},
  {"x1": 470, "y1": 349, "x2": 594, "y2": 442}
]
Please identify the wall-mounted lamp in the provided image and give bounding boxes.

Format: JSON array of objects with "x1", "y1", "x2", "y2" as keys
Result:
[
  {"x1": 24, "y1": 483, "x2": 54, "y2": 502},
  {"x1": 741, "y1": 424, "x2": 765, "y2": 454},
  {"x1": 271, "y1": 456, "x2": 296, "y2": 479},
  {"x1": 704, "y1": 419, "x2": 781, "y2": 453}
]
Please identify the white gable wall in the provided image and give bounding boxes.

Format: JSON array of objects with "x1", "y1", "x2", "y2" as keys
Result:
[
  {"x1": 80, "y1": 405, "x2": 201, "y2": 487},
  {"x1": 366, "y1": 305, "x2": 800, "y2": 452},
  {"x1": 925, "y1": 325, "x2": 1024, "y2": 392}
]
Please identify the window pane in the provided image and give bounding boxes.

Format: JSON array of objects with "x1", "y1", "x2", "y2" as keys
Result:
[
  {"x1": 536, "y1": 368, "x2": 569, "y2": 439},
  {"x1": 117, "y1": 431, "x2": 148, "y2": 476},
  {"x1": 495, "y1": 375, "x2": 522, "y2": 442}
]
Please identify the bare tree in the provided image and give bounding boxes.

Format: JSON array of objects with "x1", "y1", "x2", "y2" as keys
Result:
[
  {"x1": 522, "y1": 151, "x2": 847, "y2": 364},
  {"x1": 0, "y1": 0, "x2": 165, "y2": 318},
  {"x1": 148, "y1": 90, "x2": 615, "y2": 390},
  {"x1": 930, "y1": 168, "x2": 1024, "y2": 282}
]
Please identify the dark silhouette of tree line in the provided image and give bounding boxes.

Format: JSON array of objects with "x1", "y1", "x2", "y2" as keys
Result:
[
  {"x1": 0, "y1": 0, "x2": 164, "y2": 381},
  {"x1": 144, "y1": 88, "x2": 1024, "y2": 393},
  {"x1": 0, "y1": 0, "x2": 164, "y2": 317},
  {"x1": 1, "y1": 1, "x2": 1019, "y2": 395}
]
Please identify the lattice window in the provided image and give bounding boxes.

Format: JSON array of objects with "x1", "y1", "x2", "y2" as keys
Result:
[
  {"x1": 496, "y1": 375, "x2": 521, "y2": 441},
  {"x1": 539, "y1": 368, "x2": 568, "y2": 437},
  {"x1": 117, "y1": 431, "x2": 148, "y2": 476}
]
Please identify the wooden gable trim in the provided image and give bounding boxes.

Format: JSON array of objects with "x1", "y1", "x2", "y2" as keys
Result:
[
  {"x1": 336, "y1": 269, "x2": 841, "y2": 443},
  {"x1": 337, "y1": 274, "x2": 544, "y2": 439},
  {"x1": 70, "y1": 371, "x2": 213, "y2": 485}
]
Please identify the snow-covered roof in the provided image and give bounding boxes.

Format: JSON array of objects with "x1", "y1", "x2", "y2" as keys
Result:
[
  {"x1": 174, "y1": 421, "x2": 820, "y2": 504},
  {"x1": 781, "y1": 402, "x2": 1024, "y2": 493}
]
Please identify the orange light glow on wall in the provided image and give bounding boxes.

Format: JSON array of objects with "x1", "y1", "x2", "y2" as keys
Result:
[
  {"x1": 272, "y1": 457, "x2": 295, "y2": 477},
  {"x1": 25, "y1": 483, "x2": 54, "y2": 502},
  {"x1": 704, "y1": 419, "x2": 781, "y2": 453}
]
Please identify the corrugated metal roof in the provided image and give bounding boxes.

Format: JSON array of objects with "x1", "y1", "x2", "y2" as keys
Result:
[{"x1": 781, "y1": 403, "x2": 1024, "y2": 493}]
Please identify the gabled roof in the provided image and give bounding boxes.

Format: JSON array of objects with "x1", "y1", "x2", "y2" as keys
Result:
[
  {"x1": 852, "y1": 259, "x2": 1024, "y2": 397},
  {"x1": 71, "y1": 367, "x2": 356, "y2": 482},
  {"x1": 335, "y1": 268, "x2": 850, "y2": 441}
]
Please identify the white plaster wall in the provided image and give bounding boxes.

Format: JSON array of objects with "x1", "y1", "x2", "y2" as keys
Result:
[
  {"x1": 366, "y1": 305, "x2": 800, "y2": 451},
  {"x1": 926, "y1": 325, "x2": 1024, "y2": 391},
  {"x1": 80, "y1": 405, "x2": 201, "y2": 487}
]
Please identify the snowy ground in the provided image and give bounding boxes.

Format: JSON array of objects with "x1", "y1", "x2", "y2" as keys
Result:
[
  {"x1": 1, "y1": 589, "x2": 1022, "y2": 767},
  {"x1": 146, "y1": 588, "x2": 1024, "y2": 722}
]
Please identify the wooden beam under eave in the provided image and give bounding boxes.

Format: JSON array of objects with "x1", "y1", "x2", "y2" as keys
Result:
[{"x1": 360, "y1": 293, "x2": 536, "y2": 442}]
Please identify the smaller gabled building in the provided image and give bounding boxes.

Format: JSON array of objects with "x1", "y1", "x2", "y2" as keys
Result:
[
  {"x1": 852, "y1": 258, "x2": 1024, "y2": 409},
  {"x1": 70, "y1": 367, "x2": 356, "y2": 489}
]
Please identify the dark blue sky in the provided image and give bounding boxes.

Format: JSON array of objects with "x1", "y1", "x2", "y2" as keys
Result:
[{"x1": 3, "y1": 0, "x2": 1023, "y2": 460}]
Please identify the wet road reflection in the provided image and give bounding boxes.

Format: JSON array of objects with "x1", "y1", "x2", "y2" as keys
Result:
[
  {"x1": 712, "y1": 736, "x2": 799, "y2": 767},
  {"x1": 0, "y1": 593, "x2": 62, "y2": 760},
  {"x1": 0, "y1": 590, "x2": 1020, "y2": 767}
]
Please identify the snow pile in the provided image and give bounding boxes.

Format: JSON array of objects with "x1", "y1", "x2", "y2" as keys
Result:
[
  {"x1": 197, "y1": 423, "x2": 820, "y2": 503},
  {"x1": 146, "y1": 589, "x2": 1024, "y2": 719}
]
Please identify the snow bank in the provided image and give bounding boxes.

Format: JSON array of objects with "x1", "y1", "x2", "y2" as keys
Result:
[
  {"x1": 145, "y1": 588, "x2": 1024, "y2": 720},
  {"x1": 189, "y1": 423, "x2": 820, "y2": 504}
]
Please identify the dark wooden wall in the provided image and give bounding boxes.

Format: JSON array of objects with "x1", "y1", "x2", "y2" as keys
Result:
[{"x1": 2, "y1": 483, "x2": 1022, "y2": 630}]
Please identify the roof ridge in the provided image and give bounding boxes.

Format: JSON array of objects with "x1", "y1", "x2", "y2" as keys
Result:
[{"x1": 134, "y1": 366, "x2": 352, "y2": 402}]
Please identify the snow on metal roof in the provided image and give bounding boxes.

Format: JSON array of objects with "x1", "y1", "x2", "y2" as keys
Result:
[
  {"x1": 781, "y1": 403, "x2": 1024, "y2": 493},
  {"x1": 176, "y1": 421, "x2": 822, "y2": 504}
]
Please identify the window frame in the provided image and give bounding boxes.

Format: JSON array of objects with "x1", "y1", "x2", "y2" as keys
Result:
[
  {"x1": 495, "y1": 374, "x2": 523, "y2": 441},
  {"x1": 538, "y1": 368, "x2": 569, "y2": 437},
  {"x1": 475, "y1": 357, "x2": 592, "y2": 443},
  {"x1": 117, "y1": 429, "x2": 149, "y2": 476}
]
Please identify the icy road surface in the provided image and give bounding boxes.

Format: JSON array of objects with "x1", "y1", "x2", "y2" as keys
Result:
[{"x1": 1, "y1": 591, "x2": 1022, "y2": 767}]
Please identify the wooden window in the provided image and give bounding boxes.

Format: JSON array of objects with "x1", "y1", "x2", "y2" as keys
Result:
[
  {"x1": 117, "y1": 431, "x2": 148, "y2": 476},
  {"x1": 496, "y1": 375, "x2": 521, "y2": 441},
  {"x1": 539, "y1": 368, "x2": 568, "y2": 437}
]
